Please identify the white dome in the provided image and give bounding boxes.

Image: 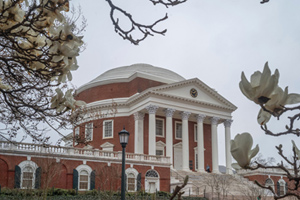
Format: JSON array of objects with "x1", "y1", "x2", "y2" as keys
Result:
[{"x1": 77, "y1": 63, "x2": 185, "y2": 93}]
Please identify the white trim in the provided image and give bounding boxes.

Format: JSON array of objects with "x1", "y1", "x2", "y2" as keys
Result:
[
  {"x1": 19, "y1": 160, "x2": 38, "y2": 189},
  {"x1": 103, "y1": 120, "x2": 114, "y2": 139},
  {"x1": 175, "y1": 121, "x2": 182, "y2": 140},
  {"x1": 85, "y1": 123, "x2": 93, "y2": 141},
  {"x1": 76, "y1": 164, "x2": 92, "y2": 191},
  {"x1": 155, "y1": 118, "x2": 165, "y2": 138}
]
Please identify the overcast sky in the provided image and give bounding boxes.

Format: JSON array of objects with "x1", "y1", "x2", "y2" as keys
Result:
[{"x1": 69, "y1": 0, "x2": 300, "y2": 166}]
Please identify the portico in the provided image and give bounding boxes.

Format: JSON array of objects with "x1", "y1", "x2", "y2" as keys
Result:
[
  {"x1": 134, "y1": 103, "x2": 234, "y2": 173},
  {"x1": 129, "y1": 78, "x2": 236, "y2": 174}
]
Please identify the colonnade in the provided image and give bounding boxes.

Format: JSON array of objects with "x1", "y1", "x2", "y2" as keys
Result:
[{"x1": 134, "y1": 105, "x2": 233, "y2": 174}]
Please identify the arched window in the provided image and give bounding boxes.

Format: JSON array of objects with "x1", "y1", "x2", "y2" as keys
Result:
[
  {"x1": 277, "y1": 179, "x2": 286, "y2": 196},
  {"x1": 74, "y1": 164, "x2": 94, "y2": 191},
  {"x1": 265, "y1": 178, "x2": 275, "y2": 195},
  {"x1": 125, "y1": 168, "x2": 140, "y2": 192},
  {"x1": 22, "y1": 166, "x2": 34, "y2": 189},
  {"x1": 17, "y1": 160, "x2": 39, "y2": 189},
  {"x1": 145, "y1": 169, "x2": 160, "y2": 193}
]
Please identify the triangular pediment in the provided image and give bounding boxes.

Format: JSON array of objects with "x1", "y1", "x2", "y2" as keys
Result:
[
  {"x1": 150, "y1": 78, "x2": 236, "y2": 110},
  {"x1": 100, "y1": 142, "x2": 114, "y2": 148}
]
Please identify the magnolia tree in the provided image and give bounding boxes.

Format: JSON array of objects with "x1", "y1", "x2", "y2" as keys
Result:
[
  {"x1": 0, "y1": 0, "x2": 87, "y2": 143},
  {"x1": 231, "y1": 63, "x2": 300, "y2": 199}
]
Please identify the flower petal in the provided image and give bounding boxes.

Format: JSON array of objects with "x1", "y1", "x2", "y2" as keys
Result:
[
  {"x1": 248, "y1": 144, "x2": 259, "y2": 160},
  {"x1": 239, "y1": 72, "x2": 254, "y2": 100},
  {"x1": 257, "y1": 108, "x2": 271, "y2": 125}
]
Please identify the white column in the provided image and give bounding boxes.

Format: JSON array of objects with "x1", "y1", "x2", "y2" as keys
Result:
[
  {"x1": 181, "y1": 111, "x2": 191, "y2": 171},
  {"x1": 134, "y1": 112, "x2": 144, "y2": 154},
  {"x1": 224, "y1": 119, "x2": 233, "y2": 174},
  {"x1": 211, "y1": 117, "x2": 220, "y2": 173},
  {"x1": 146, "y1": 105, "x2": 159, "y2": 156},
  {"x1": 196, "y1": 114, "x2": 206, "y2": 172},
  {"x1": 165, "y1": 108, "x2": 176, "y2": 167}
]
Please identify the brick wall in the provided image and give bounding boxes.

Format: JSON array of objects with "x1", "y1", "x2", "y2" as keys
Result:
[
  {"x1": 76, "y1": 78, "x2": 165, "y2": 103},
  {"x1": 0, "y1": 154, "x2": 170, "y2": 192}
]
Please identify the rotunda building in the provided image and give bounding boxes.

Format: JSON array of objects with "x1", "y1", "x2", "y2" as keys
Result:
[{"x1": 75, "y1": 63, "x2": 237, "y2": 174}]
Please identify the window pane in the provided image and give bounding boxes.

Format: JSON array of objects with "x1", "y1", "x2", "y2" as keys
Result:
[
  {"x1": 23, "y1": 180, "x2": 32, "y2": 188},
  {"x1": 156, "y1": 119, "x2": 163, "y2": 136},
  {"x1": 176, "y1": 123, "x2": 182, "y2": 139},
  {"x1": 80, "y1": 182, "x2": 88, "y2": 190},
  {"x1": 156, "y1": 150, "x2": 163, "y2": 156}
]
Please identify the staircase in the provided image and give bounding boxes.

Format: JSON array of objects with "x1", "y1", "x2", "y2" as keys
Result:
[{"x1": 170, "y1": 169, "x2": 264, "y2": 198}]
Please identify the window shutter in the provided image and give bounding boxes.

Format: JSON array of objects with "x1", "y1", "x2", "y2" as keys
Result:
[
  {"x1": 277, "y1": 182, "x2": 280, "y2": 196},
  {"x1": 285, "y1": 182, "x2": 288, "y2": 194},
  {"x1": 136, "y1": 173, "x2": 142, "y2": 191},
  {"x1": 35, "y1": 167, "x2": 42, "y2": 189},
  {"x1": 14, "y1": 165, "x2": 21, "y2": 188},
  {"x1": 73, "y1": 169, "x2": 78, "y2": 190},
  {"x1": 90, "y1": 170, "x2": 95, "y2": 190}
]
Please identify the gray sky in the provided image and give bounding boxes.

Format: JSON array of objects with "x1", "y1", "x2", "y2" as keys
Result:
[{"x1": 69, "y1": 0, "x2": 300, "y2": 165}]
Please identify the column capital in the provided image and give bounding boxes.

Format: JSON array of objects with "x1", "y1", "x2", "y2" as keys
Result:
[
  {"x1": 181, "y1": 111, "x2": 191, "y2": 120},
  {"x1": 145, "y1": 105, "x2": 159, "y2": 114},
  {"x1": 211, "y1": 117, "x2": 220, "y2": 125},
  {"x1": 224, "y1": 119, "x2": 233, "y2": 128},
  {"x1": 165, "y1": 108, "x2": 176, "y2": 117},
  {"x1": 196, "y1": 114, "x2": 206, "y2": 123},
  {"x1": 134, "y1": 112, "x2": 145, "y2": 121}
]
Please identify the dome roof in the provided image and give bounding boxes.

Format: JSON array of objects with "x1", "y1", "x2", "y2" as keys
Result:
[{"x1": 77, "y1": 63, "x2": 185, "y2": 93}]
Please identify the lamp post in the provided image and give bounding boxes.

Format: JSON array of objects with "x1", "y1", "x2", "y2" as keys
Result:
[{"x1": 119, "y1": 127, "x2": 130, "y2": 200}]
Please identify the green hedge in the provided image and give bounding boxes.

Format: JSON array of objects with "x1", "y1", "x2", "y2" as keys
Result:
[{"x1": 0, "y1": 188, "x2": 207, "y2": 200}]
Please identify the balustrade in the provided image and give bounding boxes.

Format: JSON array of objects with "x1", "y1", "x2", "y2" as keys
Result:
[{"x1": 0, "y1": 141, "x2": 170, "y2": 165}]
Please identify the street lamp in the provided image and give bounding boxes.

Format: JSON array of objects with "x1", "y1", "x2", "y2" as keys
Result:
[{"x1": 119, "y1": 127, "x2": 130, "y2": 200}]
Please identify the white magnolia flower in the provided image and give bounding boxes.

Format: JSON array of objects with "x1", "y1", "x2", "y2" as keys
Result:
[
  {"x1": 292, "y1": 140, "x2": 300, "y2": 159},
  {"x1": 231, "y1": 132, "x2": 259, "y2": 169},
  {"x1": 51, "y1": 88, "x2": 86, "y2": 112},
  {"x1": 257, "y1": 86, "x2": 300, "y2": 125},
  {"x1": 239, "y1": 62, "x2": 279, "y2": 105}
]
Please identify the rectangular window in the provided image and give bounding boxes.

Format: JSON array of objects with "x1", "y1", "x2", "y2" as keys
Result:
[
  {"x1": 175, "y1": 122, "x2": 182, "y2": 139},
  {"x1": 103, "y1": 120, "x2": 114, "y2": 139},
  {"x1": 85, "y1": 123, "x2": 93, "y2": 141},
  {"x1": 156, "y1": 149, "x2": 164, "y2": 156},
  {"x1": 194, "y1": 125, "x2": 198, "y2": 142},
  {"x1": 156, "y1": 118, "x2": 164, "y2": 137}
]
